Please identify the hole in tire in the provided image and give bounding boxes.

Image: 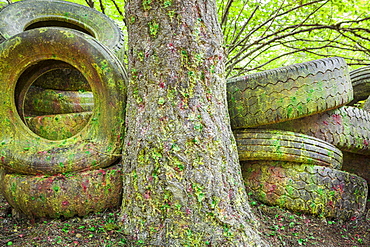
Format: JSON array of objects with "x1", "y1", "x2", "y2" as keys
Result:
[
  {"x1": 25, "y1": 19, "x2": 95, "y2": 37},
  {"x1": 15, "y1": 60, "x2": 94, "y2": 140}
]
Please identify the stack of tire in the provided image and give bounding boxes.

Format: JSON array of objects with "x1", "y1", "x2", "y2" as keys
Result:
[
  {"x1": 341, "y1": 66, "x2": 370, "y2": 187},
  {"x1": 227, "y1": 57, "x2": 369, "y2": 220},
  {"x1": 0, "y1": 0, "x2": 127, "y2": 218}
]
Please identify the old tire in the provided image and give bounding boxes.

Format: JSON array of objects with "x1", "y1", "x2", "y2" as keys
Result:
[
  {"x1": 0, "y1": 0, "x2": 123, "y2": 56},
  {"x1": 0, "y1": 165, "x2": 123, "y2": 218},
  {"x1": 234, "y1": 129, "x2": 343, "y2": 169},
  {"x1": 259, "y1": 106, "x2": 370, "y2": 155},
  {"x1": 227, "y1": 57, "x2": 352, "y2": 128},
  {"x1": 361, "y1": 96, "x2": 370, "y2": 112},
  {"x1": 0, "y1": 0, "x2": 127, "y2": 84},
  {"x1": 0, "y1": 27, "x2": 126, "y2": 175},
  {"x1": 29, "y1": 65, "x2": 92, "y2": 91},
  {"x1": 22, "y1": 86, "x2": 94, "y2": 115},
  {"x1": 24, "y1": 112, "x2": 92, "y2": 140},
  {"x1": 241, "y1": 161, "x2": 368, "y2": 220},
  {"x1": 348, "y1": 66, "x2": 370, "y2": 106}
]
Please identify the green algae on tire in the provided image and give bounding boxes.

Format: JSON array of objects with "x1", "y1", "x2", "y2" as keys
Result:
[
  {"x1": 259, "y1": 106, "x2": 370, "y2": 155},
  {"x1": 24, "y1": 112, "x2": 92, "y2": 140},
  {"x1": 21, "y1": 86, "x2": 94, "y2": 116},
  {"x1": 16, "y1": 62, "x2": 94, "y2": 138},
  {"x1": 30, "y1": 66, "x2": 91, "y2": 91},
  {"x1": 234, "y1": 129, "x2": 343, "y2": 169},
  {"x1": 24, "y1": 60, "x2": 92, "y2": 91},
  {"x1": 0, "y1": 0, "x2": 124, "y2": 57},
  {"x1": 227, "y1": 57, "x2": 352, "y2": 128},
  {"x1": 0, "y1": 27, "x2": 126, "y2": 175},
  {"x1": 241, "y1": 160, "x2": 368, "y2": 220},
  {"x1": 0, "y1": 165, "x2": 123, "y2": 218},
  {"x1": 0, "y1": 0, "x2": 127, "y2": 84}
]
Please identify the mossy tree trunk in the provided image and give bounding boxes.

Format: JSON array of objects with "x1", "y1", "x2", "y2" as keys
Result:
[{"x1": 121, "y1": 0, "x2": 266, "y2": 245}]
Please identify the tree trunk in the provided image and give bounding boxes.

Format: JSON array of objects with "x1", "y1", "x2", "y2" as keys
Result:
[{"x1": 121, "y1": 0, "x2": 267, "y2": 245}]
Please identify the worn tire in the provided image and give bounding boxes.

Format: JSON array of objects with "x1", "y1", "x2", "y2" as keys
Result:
[
  {"x1": 362, "y1": 96, "x2": 370, "y2": 112},
  {"x1": 0, "y1": 165, "x2": 123, "y2": 218},
  {"x1": 0, "y1": 27, "x2": 126, "y2": 175},
  {"x1": 0, "y1": 0, "x2": 123, "y2": 55},
  {"x1": 227, "y1": 57, "x2": 352, "y2": 128},
  {"x1": 21, "y1": 86, "x2": 94, "y2": 116},
  {"x1": 259, "y1": 106, "x2": 370, "y2": 155},
  {"x1": 234, "y1": 129, "x2": 342, "y2": 169},
  {"x1": 241, "y1": 161, "x2": 368, "y2": 220},
  {"x1": 24, "y1": 112, "x2": 92, "y2": 140},
  {"x1": 28, "y1": 61, "x2": 92, "y2": 91},
  {"x1": 348, "y1": 66, "x2": 370, "y2": 105},
  {"x1": 0, "y1": 0, "x2": 127, "y2": 83}
]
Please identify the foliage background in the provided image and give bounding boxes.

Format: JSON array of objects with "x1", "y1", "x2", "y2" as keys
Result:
[{"x1": 218, "y1": 0, "x2": 370, "y2": 77}]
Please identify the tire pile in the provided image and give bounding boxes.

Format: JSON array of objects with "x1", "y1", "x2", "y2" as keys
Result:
[
  {"x1": 342, "y1": 66, "x2": 370, "y2": 185},
  {"x1": 0, "y1": 0, "x2": 126, "y2": 218},
  {"x1": 227, "y1": 57, "x2": 369, "y2": 220}
]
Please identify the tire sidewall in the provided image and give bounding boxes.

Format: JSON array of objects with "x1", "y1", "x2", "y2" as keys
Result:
[
  {"x1": 0, "y1": 27, "x2": 126, "y2": 175},
  {"x1": 0, "y1": 0, "x2": 122, "y2": 52}
]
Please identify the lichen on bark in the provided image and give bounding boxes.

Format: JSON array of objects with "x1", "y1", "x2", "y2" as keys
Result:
[{"x1": 121, "y1": 0, "x2": 267, "y2": 245}]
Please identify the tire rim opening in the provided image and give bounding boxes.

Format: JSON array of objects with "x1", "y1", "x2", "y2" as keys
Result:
[
  {"x1": 25, "y1": 18, "x2": 96, "y2": 37},
  {"x1": 15, "y1": 60, "x2": 94, "y2": 140}
]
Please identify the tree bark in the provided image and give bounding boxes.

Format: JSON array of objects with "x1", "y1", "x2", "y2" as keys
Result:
[{"x1": 121, "y1": 0, "x2": 267, "y2": 245}]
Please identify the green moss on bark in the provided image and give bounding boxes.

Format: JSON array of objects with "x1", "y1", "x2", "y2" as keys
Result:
[{"x1": 121, "y1": 0, "x2": 267, "y2": 245}]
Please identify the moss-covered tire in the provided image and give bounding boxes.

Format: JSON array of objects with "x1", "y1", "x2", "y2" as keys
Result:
[
  {"x1": 0, "y1": 165, "x2": 122, "y2": 218},
  {"x1": 234, "y1": 129, "x2": 342, "y2": 169},
  {"x1": 24, "y1": 112, "x2": 93, "y2": 140},
  {"x1": 227, "y1": 57, "x2": 352, "y2": 128},
  {"x1": 0, "y1": 27, "x2": 126, "y2": 175},
  {"x1": 260, "y1": 106, "x2": 370, "y2": 155},
  {"x1": 0, "y1": 0, "x2": 123, "y2": 56},
  {"x1": 30, "y1": 65, "x2": 92, "y2": 91},
  {"x1": 21, "y1": 86, "x2": 94, "y2": 116},
  {"x1": 241, "y1": 161, "x2": 368, "y2": 220},
  {"x1": 348, "y1": 66, "x2": 370, "y2": 105},
  {"x1": 0, "y1": 0, "x2": 127, "y2": 84},
  {"x1": 361, "y1": 96, "x2": 370, "y2": 112}
]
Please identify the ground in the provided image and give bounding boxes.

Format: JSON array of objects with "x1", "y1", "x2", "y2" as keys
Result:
[{"x1": 0, "y1": 192, "x2": 369, "y2": 246}]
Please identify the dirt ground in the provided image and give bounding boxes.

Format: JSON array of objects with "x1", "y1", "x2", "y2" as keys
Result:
[{"x1": 0, "y1": 192, "x2": 369, "y2": 246}]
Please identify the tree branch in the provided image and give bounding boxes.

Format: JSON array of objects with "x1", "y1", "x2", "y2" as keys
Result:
[
  {"x1": 227, "y1": 0, "x2": 327, "y2": 54},
  {"x1": 98, "y1": 0, "x2": 105, "y2": 14},
  {"x1": 220, "y1": 0, "x2": 234, "y2": 28},
  {"x1": 84, "y1": 0, "x2": 94, "y2": 8}
]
